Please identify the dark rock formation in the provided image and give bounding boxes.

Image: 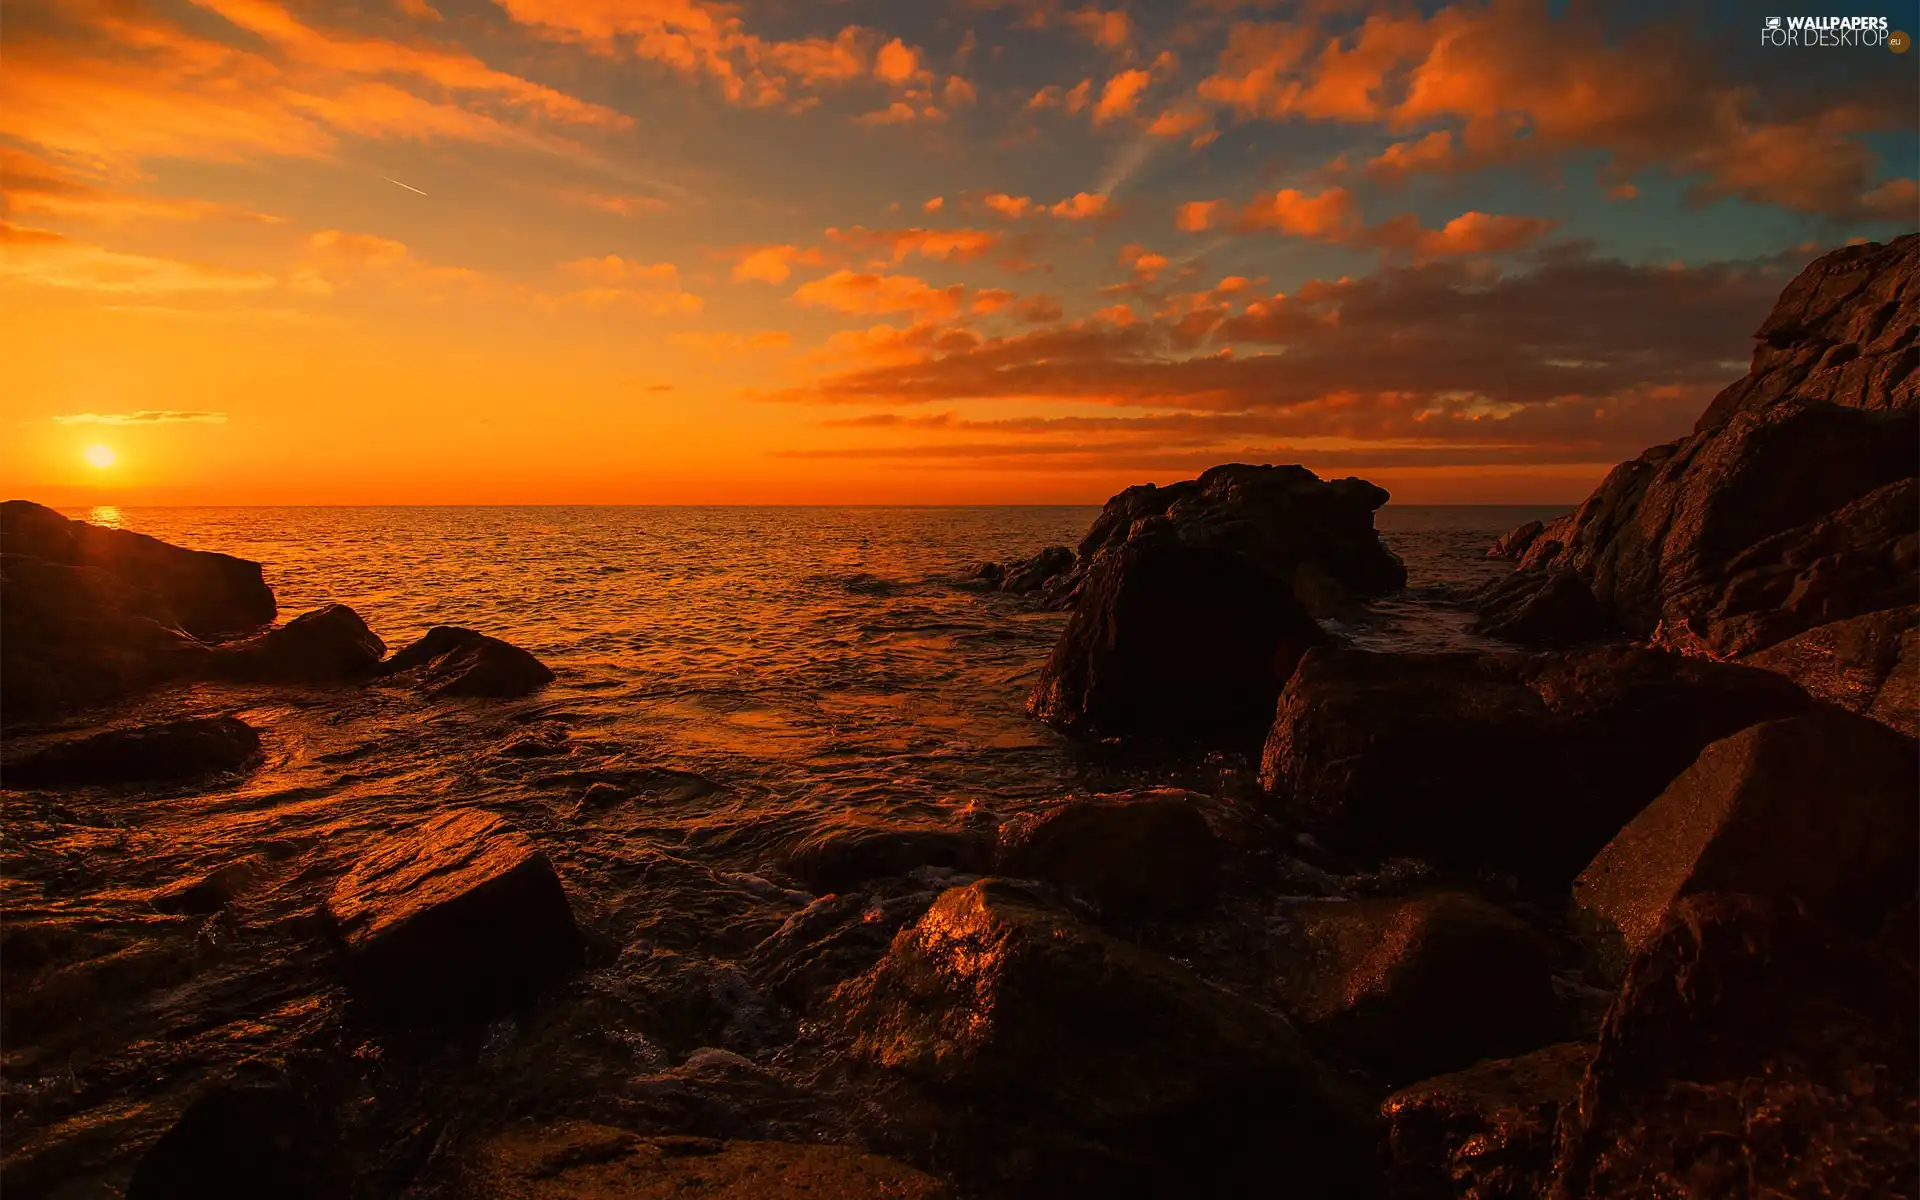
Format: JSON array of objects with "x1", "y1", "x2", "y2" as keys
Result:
[
  {"x1": 1548, "y1": 893, "x2": 1918, "y2": 1199},
  {"x1": 781, "y1": 818, "x2": 990, "y2": 893},
  {"x1": 1573, "y1": 710, "x2": 1917, "y2": 970},
  {"x1": 379, "y1": 626, "x2": 555, "y2": 698},
  {"x1": 323, "y1": 808, "x2": 583, "y2": 1022},
  {"x1": 1740, "y1": 603, "x2": 1918, "y2": 736},
  {"x1": 830, "y1": 878, "x2": 1375, "y2": 1195},
  {"x1": 1275, "y1": 893, "x2": 1557, "y2": 1084},
  {"x1": 973, "y1": 545, "x2": 1075, "y2": 600},
  {"x1": 211, "y1": 603, "x2": 386, "y2": 682},
  {"x1": 995, "y1": 790, "x2": 1220, "y2": 915},
  {"x1": 747, "y1": 884, "x2": 942, "y2": 1011},
  {"x1": 1382, "y1": 1042, "x2": 1592, "y2": 1200},
  {"x1": 1486, "y1": 520, "x2": 1545, "y2": 561},
  {"x1": 6, "y1": 716, "x2": 261, "y2": 788},
  {"x1": 1475, "y1": 235, "x2": 1919, "y2": 656},
  {"x1": 459, "y1": 1121, "x2": 951, "y2": 1199},
  {"x1": 127, "y1": 1082, "x2": 331, "y2": 1200},
  {"x1": 1028, "y1": 534, "x2": 1327, "y2": 741},
  {"x1": 1259, "y1": 645, "x2": 1815, "y2": 889}
]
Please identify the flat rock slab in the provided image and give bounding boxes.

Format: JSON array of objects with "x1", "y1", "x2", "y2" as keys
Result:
[
  {"x1": 381, "y1": 626, "x2": 555, "y2": 698},
  {"x1": 461, "y1": 1123, "x2": 950, "y2": 1199},
  {"x1": 325, "y1": 808, "x2": 583, "y2": 1022},
  {"x1": 7, "y1": 716, "x2": 261, "y2": 788}
]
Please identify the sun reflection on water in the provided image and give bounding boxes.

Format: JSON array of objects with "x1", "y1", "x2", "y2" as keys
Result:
[{"x1": 88, "y1": 505, "x2": 124, "y2": 529}]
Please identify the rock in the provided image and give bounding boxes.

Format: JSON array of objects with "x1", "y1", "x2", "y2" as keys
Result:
[
  {"x1": 323, "y1": 808, "x2": 583, "y2": 1022},
  {"x1": 976, "y1": 545, "x2": 1076, "y2": 599},
  {"x1": 830, "y1": 878, "x2": 1375, "y2": 1194},
  {"x1": 1549, "y1": 893, "x2": 1919, "y2": 1199},
  {"x1": 1382, "y1": 1042, "x2": 1592, "y2": 1200},
  {"x1": 1474, "y1": 235, "x2": 1919, "y2": 655},
  {"x1": 995, "y1": 790, "x2": 1220, "y2": 915},
  {"x1": 1473, "y1": 568, "x2": 1608, "y2": 645},
  {"x1": 379, "y1": 626, "x2": 554, "y2": 698},
  {"x1": 1741, "y1": 604, "x2": 1918, "y2": 737},
  {"x1": 497, "y1": 726, "x2": 571, "y2": 758},
  {"x1": 7, "y1": 716, "x2": 261, "y2": 788},
  {"x1": 1261, "y1": 645, "x2": 1815, "y2": 889},
  {"x1": 459, "y1": 1121, "x2": 950, "y2": 1199},
  {"x1": 153, "y1": 857, "x2": 273, "y2": 916},
  {"x1": 1275, "y1": 893, "x2": 1557, "y2": 1084},
  {"x1": 1572, "y1": 710, "x2": 1918, "y2": 971},
  {"x1": 1880, "y1": 895, "x2": 1919, "y2": 964},
  {"x1": 782, "y1": 818, "x2": 990, "y2": 893},
  {"x1": 579, "y1": 782, "x2": 627, "y2": 808},
  {"x1": 1487, "y1": 520, "x2": 1546, "y2": 561},
  {"x1": 127, "y1": 1082, "x2": 329, "y2": 1200},
  {"x1": 747, "y1": 886, "x2": 942, "y2": 1010},
  {"x1": 1028, "y1": 535, "x2": 1327, "y2": 741},
  {"x1": 211, "y1": 603, "x2": 386, "y2": 682}
]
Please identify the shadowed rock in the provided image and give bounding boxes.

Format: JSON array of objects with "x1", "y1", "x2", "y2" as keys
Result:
[
  {"x1": 782, "y1": 818, "x2": 989, "y2": 893},
  {"x1": 1573, "y1": 710, "x2": 1918, "y2": 971},
  {"x1": 380, "y1": 626, "x2": 555, "y2": 698},
  {"x1": 974, "y1": 545, "x2": 1076, "y2": 600},
  {"x1": 126, "y1": 1082, "x2": 330, "y2": 1200},
  {"x1": 1486, "y1": 520, "x2": 1546, "y2": 561},
  {"x1": 459, "y1": 1121, "x2": 950, "y2": 1199},
  {"x1": 324, "y1": 808, "x2": 583, "y2": 1023},
  {"x1": 1740, "y1": 603, "x2": 1918, "y2": 736},
  {"x1": 7, "y1": 716, "x2": 261, "y2": 788},
  {"x1": 1549, "y1": 893, "x2": 1918, "y2": 1200},
  {"x1": 1259, "y1": 645, "x2": 1815, "y2": 889},
  {"x1": 1382, "y1": 1042, "x2": 1592, "y2": 1200},
  {"x1": 212, "y1": 603, "x2": 386, "y2": 682},
  {"x1": 747, "y1": 885, "x2": 943, "y2": 1011},
  {"x1": 995, "y1": 790, "x2": 1220, "y2": 916}
]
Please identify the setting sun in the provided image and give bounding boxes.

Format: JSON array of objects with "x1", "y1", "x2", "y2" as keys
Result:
[{"x1": 83, "y1": 444, "x2": 116, "y2": 469}]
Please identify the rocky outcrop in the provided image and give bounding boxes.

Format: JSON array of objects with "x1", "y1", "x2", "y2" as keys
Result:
[
  {"x1": 1486, "y1": 520, "x2": 1545, "y2": 561},
  {"x1": 973, "y1": 545, "x2": 1075, "y2": 600},
  {"x1": 379, "y1": 626, "x2": 555, "y2": 698},
  {"x1": 127, "y1": 1081, "x2": 330, "y2": 1200},
  {"x1": 1572, "y1": 710, "x2": 1917, "y2": 970},
  {"x1": 781, "y1": 818, "x2": 990, "y2": 893},
  {"x1": 1475, "y1": 234, "x2": 1919, "y2": 656},
  {"x1": 996, "y1": 790, "x2": 1220, "y2": 916},
  {"x1": 212, "y1": 603, "x2": 387, "y2": 682},
  {"x1": 830, "y1": 878, "x2": 1375, "y2": 1194},
  {"x1": 1027, "y1": 533, "x2": 1327, "y2": 741},
  {"x1": 1548, "y1": 893, "x2": 1918, "y2": 1199},
  {"x1": 459, "y1": 1121, "x2": 950, "y2": 1199},
  {"x1": 1259, "y1": 645, "x2": 1815, "y2": 889},
  {"x1": 324, "y1": 809, "x2": 583, "y2": 1022},
  {"x1": 1740, "y1": 603, "x2": 1918, "y2": 736},
  {"x1": 6, "y1": 716, "x2": 261, "y2": 788},
  {"x1": 1274, "y1": 893, "x2": 1556, "y2": 1084},
  {"x1": 1382, "y1": 1042, "x2": 1591, "y2": 1200}
]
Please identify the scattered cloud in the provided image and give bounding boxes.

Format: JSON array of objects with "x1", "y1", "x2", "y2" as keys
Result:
[
  {"x1": 0, "y1": 222, "x2": 276, "y2": 293},
  {"x1": 792, "y1": 269, "x2": 967, "y2": 317},
  {"x1": 53, "y1": 410, "x2": 229, "y2": 425}
]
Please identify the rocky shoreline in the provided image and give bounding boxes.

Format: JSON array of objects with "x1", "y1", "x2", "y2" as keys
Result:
[{"x1": 2, "y1": 235, "x2": 1916, "y2": 1198}]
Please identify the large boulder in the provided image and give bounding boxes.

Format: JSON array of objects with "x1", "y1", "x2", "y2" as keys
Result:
[
  {"x1": 781, "y1": 817, "x2": 990, "y2": 893},
  {"x1": 1474, "y1": 235, "x2": 1919, "y2": 656},
  {"x1": 1028, "y1": 534, "x2": 1327, "y2": 741},
  {"x1": 830, "y1": 878, "x2": 1375, "y2": 1195},
  {"x1": 1382, "y1": 1041, "x2": 1592, "y2": 1200},
  {"x1": 211, "y1": 603, "x2": 386, "y2": 683},
  {"x1": 1740, "y1": 603, "x2": 1918, "y2": 736},
  {"x1": 459, "y1": 1122, "x2": 950, "y2": 1199},
  {"x1": 6, "y1": 716, "x2": 261, "y2": 788},
  {"x1": 1573, "y1": 710, "x2": 1918, "y2": 970},
  {"x1": 1259, "y1": 645, "x2": 1816, "y2": 889},
  {"x1": 323, "y1": 808, "x2": 583, "y2": 1022},
  {"x1": 995, "y1": 790, "x2": 1221, "y2": 916},
  {"x1": 1274, "y1": 893, "x2": 1557, "y2": 1084},
  {"x1": 379, "y1": 626, "x2": 555, "y2": 698},
  {"x1": 1549, "y1": 894, "x2": 1918, "y2": 1199}
]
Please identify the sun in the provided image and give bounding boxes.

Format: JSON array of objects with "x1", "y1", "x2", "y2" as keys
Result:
[{"x1": 84, "y1": 444, "x2": 117, "y2": 469}]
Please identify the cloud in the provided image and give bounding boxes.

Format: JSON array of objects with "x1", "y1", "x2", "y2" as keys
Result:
[
  {"x1": 828, "y1": 226, "x2": 1002, "y2": 265},
  {"x1": 855, "y1": 102, "x2": 926, "y2": 126},
  {"x1": 923, "y1": 196, "x2": 945, "y2": 213},
  {"x1": 53, "y1": 410, "x2": 229, "y2": 425},
  {"x1": 561, "y1": 256, "x2": 680, "y2": 285},
  {"x1": 791, "y1": 269, "x2": 967, "y2": 317},
  {"x1": 1235, "y1": 187, "x2": 1362, "y2": 239},
  {"x1": 1361, "y1": 211, "x2": 1559, "y2": 260},
  {"x1": 971, "y1": 288, "x2": 1017, "y2": 314},
  {"x1": 984, "y1": 193, "x2": 1034, "y2": 219},
  {"x1": 671, "y1": 330, "x2": 792, "y2": 356},
  {"x1": 1215, "y1": 186, "x2": 1555, "y2": 260},
  {"x1": 0, "y1": 222, "x2": 276, "y2": 293},
  {"x1": 1175, "y1": 199, "x2": 1225, "y2": 232},
  {"x1": 0, "y1": 147, "x2": 280, "y2": 224},
  {"x1": 732, "y1": 244, "x2": 828, "y2": 284},
  {"x1": 1093, "y1": 69, "x2": 1152, "y2": 123},
  {"x1": 1048, "y1": 192, "x2": 1112, "y2": 220},
  {"x1": 560, "y1": 189, "x2": 672, "y2": 217}
]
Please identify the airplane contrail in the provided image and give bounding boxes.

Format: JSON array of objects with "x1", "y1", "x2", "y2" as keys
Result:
[{"x1": 382, "y1": 175, "x2": 428, "y2": 197}]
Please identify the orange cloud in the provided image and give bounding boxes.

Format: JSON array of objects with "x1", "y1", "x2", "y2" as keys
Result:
[
  {"x1": 298, "y1": 229, "x2": 488, "y2": 296},
  {"x1": 827, "y1": 226, "x2": 1002, "y2": 265},
  {"x1": 0, "y1": 221, "x2": 276, "y2": 293},
  {"x1": 923, "y1": 196, "x2": 945, "y2": 213},
  {"x1": 672, "y1": 330, "x2": 792, "y2": 356},
  {"x1": 792, "y1": 269, "x2": 966, "y2": 317},
  {"x1": 1048, "y1": 192, "x2": 1111, "y2": 220},
  {"x1": 855, "y1": 102, "x2": 926, "y2": 126},
  {"x1": 1235, "y1": 187, "x2": 1361, "y2": 239},
  {"x1": 0, "y1": 148, "x2": 278, "y2": 224},
  {"x1": 944, "y1": 75, "x2": 978, "y2": 107},
  {"x1": 732, "y1": 244, "x2": 828, "y2": 284},
  {"x1": 1092, "y1": 69, "x2": 1151, "y2": 123},
  {"x1": 560, "y1": 256, "x2": 680, "y2": 285},
  {"x1": 984, "y1": 193, "x2": 1034, "y2": 219},
  {"x1": 1363, "y1": 211, "x2": 1558, "y2": 260},
  {"x1": 1175, "y1": 199, "x2": 1225, "y2": 232},
  {"x1": 1063, "y1": 8, "x2": 1134, "y2": 52},
  {"x1": 1146, "y1": 109, "x2": 1210, "y2": 140},
  {"x1": 971, "y1": 288, "x2": 1017, "y2": 314}
]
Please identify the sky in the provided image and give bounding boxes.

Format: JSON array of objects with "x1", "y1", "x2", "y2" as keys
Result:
[{"x1": 2, "y1": 0, "x2": 1916, "y2": 505}]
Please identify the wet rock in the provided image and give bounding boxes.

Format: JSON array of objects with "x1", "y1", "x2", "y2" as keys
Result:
[
  {"x1": 1486, "y1": 520, "x2": 1546, "y2": 561},
  {"x1": 324, "y1": 808, "x2": 583, "y2": 1022},
  {"x1": 1382, "y1": 1042, "x2": 1592, "y2": 1200},
  {"x1": 126, "y1": 1082, "x2": 330, "y2": 1200},
  {"x1": 975, "y1": 545, "x2": 1076, "y2": 599},
  {"x1": 380, "y1": 626, "x2": 555, "y2": 698},
  {"x1": 7, "y1": 716, "x2": 261, "y2": 788},
  {"x1": 211, "y1": 603, "x2": 386, "y2": 682},
  {"x1": 579, "y1": 782, "x2": 627, "y2": 808},
  {"x1": 782, "y1": 818, "x2": 990, "y2": 893},
  {"x1": 1741, "y1": 603, "x2": 1918, "y2": 736},
  {"x1": 995, "y1": 790, "x2": 1220, "y2": 915},
  {"x1": 1572, "y1": 710, "x2": 1918, "y2": 971},
  {"x1": 1029, "y1": 535, "x2": 1327, "y2": 742},
  {"x1": 497, "y1": 725, "x2": 572, "y2": 758},
  {"x1": 1260, "y1": 645, "x2": 1815, "y2": 889},
  {"x1": 831, "y1": 878, "x2": 1375, "y2": 1195},
  {"x1": 459, "y1": 1121, "x2": 950, "y2": 1199},
  {"x1": 1549, "y1": 893, "x2": 1919, "y2": 1200},
  {"x1": 1473, "y1": 567, "x2": 1608, "y2": 645},
  {"x1": 153, "y1": 856, "x2": 273, "y2": 916},
  {"x1": 1276, "y1": 893, "x2": 1557, "y2": 1084},
  {"x1": 747, "y1": 885, "x2": 942, "y2": 1011}
]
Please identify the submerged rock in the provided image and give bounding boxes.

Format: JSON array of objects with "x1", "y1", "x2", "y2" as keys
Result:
[
  {"x1": 1549, "y1": 893, "x2": 1919, "y2": 1199},
  {"x1": 1740, "y1": 603, "x2": 1918, "y2": 736},
  {"x1": 380, "y1": 626, "x2": 555, "y2": 698},
  {"x1": 1259, "y1": 645, "x2": 1815, "y2": 889},
  {"x1": 323, "y1": 808, "x2": 583, "y2": 1022},
  {"x1": 1382, "y1": 1042, "x2": 1592, "y2": 1200},
  {"x1": 1572, "y1": 710, "x2": 1918, "y2": 970},
  {"x1": 995, "y1": 790, "x2": 1220, "y2": 915},
  {"x1": 211, "y1": 603, "x2": 386, "y2": 682},
  {"x1": 782, "y1": 818, "x2": 990, "y2": 893},
  {"x1": 459, "y1": 1121, "x2": 950, "y2": 1199},
  {"x1": 127, "y1": 1082, "x2": 330, "y2": 1200},
  {"x1": 7, "y1": 716, "x2": 261, "y2": 788}
]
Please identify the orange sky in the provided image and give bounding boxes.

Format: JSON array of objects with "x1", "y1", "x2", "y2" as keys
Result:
[{"x1": 3, "y1": 0, "x2": 1915, "y2": 505}]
